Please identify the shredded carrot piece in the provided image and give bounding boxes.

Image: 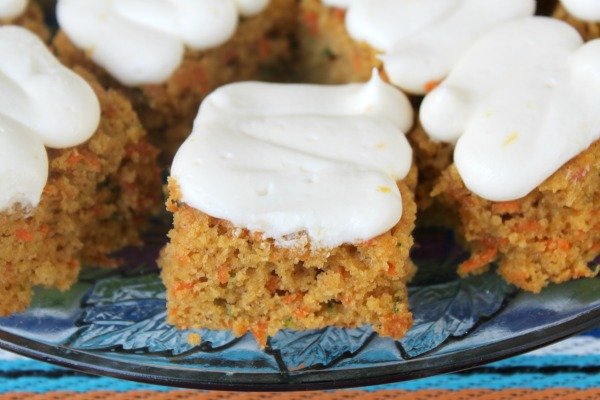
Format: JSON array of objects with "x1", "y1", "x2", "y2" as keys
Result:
[
  {"x1": 218, "y1": 264, "x2": 230, "y2": 285},
  {"x1": 174, "y1": 253, "x2": 190, "y2": 267},
  {"x1": 332, "y1": 7, "x2": 346, "y2": 21},
  {"x1": 423, "y1": 80, "x2": 441, "y2": 92},
  {"x1": 458, "y1": 245, "x2": 498, "y2": 275},
  {"x1": 544, "y1": 238, "x2": 571, "y2": 252},
  {"x1": 250, "y1": 321, "x2": 268, "y2": 347},
  {"x1": 492, "y1": 200, "x2": 522, "y2": 214},
  {"x1": 514, "y1": 219, "x2": 541, "y2": 233},
  {"x1": 294, "y1": 307, "x2": 310, "y2": 319},
  {"x1": 168, "y1": 307, "x2": 179, "y2": 319},
  {"x1": 15, "y1": 229, "x2": 33, "y2": 242},
  {"x1": 174, "y1": 282, "x2": 195, "y2": 292},
  {"x1": 303, "y1": 11, "x2": 319, "y2": 36},
  {"x1": 67, "y1": 151, "x2": 84, "y2": 166},
  {"x1": 386, "y1": 262, "x2": 396, "y2": 276},
  {"x1": 283, "y1": 293, "x2": 303, "y2": 305}
]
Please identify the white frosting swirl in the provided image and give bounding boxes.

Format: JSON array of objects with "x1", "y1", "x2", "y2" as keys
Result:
[
  {"x1": 0, "y1": 0, "x2": 27, "y2": 20},
  {"x1": 420, "y1": 17, "x2": 600, "y2": 202},
  {"x1": 323, "y1": 0, "x2": 535, "y2": 95},
  {"x1": 560, "y1": 0, "x2": 600, "y2": 22},
  {"x1": 56, "y1": 0, "x2": 271, "y2": 86},
  {"x1": 0, "y1": 26, "x2": 100, "y2": 211},
  {"x1": 172, "y1": 71, "x2": 414, "y2": 249}
]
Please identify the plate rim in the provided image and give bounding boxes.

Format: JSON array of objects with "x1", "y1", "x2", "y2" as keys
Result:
[{"x1": 1, "y1": 304, "x2": 600, "y2": 391}]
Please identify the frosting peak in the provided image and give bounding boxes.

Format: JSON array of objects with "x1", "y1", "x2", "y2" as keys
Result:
[
  {"x1": 0, "y1": 0, "x2": 27, "y2": 20},
  {"x1": 172, "y1": 72, "x2": 414, "y2": 249},
  {"x1": 0, "y1": 26, "x2": 100, "y2": 211},
  {"x1": 57, "y1": 0, "x2": 271, "y2": 86},
  {"x1": 420, "y1": 17, "x2": 600, "y2": 202}
]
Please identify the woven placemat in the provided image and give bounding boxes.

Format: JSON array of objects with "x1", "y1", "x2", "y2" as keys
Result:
[{"x1": 2, "y1": 390, "x2": 600, "y2": 400}]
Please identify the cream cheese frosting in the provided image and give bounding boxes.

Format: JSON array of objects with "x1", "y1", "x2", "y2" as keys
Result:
[
  {"x1": 0, "y1": 0, "x2": 27, "y2": 20},
  {"x1": 560, "y1": 0, "x2": 600, "y2": 22},
  {"x1": 0, "y1": 26, "x2": 100, "y2": 211},
  {"x1": 56, "y1": 0, "x2": 271, "y2": 86},
  {"x1": 420, "y1": 17, "x2": 600, "y2": 202},
  {"x1": 322, "y1": 0, "x2": 535, "y2": 95},
  {"x1": 172, "y1": 71, "x2": 414, "y2": 249}
]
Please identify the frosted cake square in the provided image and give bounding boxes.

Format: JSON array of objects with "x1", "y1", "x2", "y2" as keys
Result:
[
  {"x1": 159, "y1": 73, "x2": 418, "y2": 345},
  {"x1": 0, "y1": 27, "x2": 161, "y2": 315},
  {"x1": 419, "y1": 18, "x2": 600, "y2": 292}
]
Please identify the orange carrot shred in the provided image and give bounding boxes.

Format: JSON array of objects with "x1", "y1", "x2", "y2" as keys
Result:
[
  {"x1": 332, "y1": 7, "x2": 346, "y2": 21},
  {"x1": 218, "y1": 264, "x2": 230, "y2": 285},
  {"x1": 283, "y1": 293, "x2": 303, "y2": 305},
  {"x1": 15, "y1": 229, "x2": 33, "y2": 242},
  {"x1": 492, "y1": 200, "x2": 521, "y2": 214},
  {"x1": 424, "y1": 80, "x2": 441, "y2": 92},
  {"x1": 303, "y1": 11, "x2": 319, "y2": 36},
  {"x1": 67, "y1": 151, "x2": 84, "y2": 166},
  {"x1": 250, "y1": 321, "x2": 268, "y2": 347},
  {"x1": 294, "y1": 307, "x2": 310, "y2": 319},
  {"x1": 458, "y1": 245, "x2": 498, "y2": 275},
  {"x1": 387, "y1": 262, "x2": 396, "y2": 276},
  {"x1": 174, "y1": 282, "x2": 195, "y2": 292}
]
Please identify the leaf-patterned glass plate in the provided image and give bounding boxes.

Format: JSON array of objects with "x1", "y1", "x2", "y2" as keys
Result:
[{"x1": 1, "y1": 225, "x2": 599, "y2": 391}]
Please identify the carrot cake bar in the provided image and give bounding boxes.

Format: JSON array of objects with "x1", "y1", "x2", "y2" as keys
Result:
[
  {"x1": 53, "y1": 0, "x2": 297, "y2": 162},
  {"x1": 554, "y1": 0, "x2": 600, "y2": 40},
  {"x1": 0, "y1": 0, "x2": 49, "y2": 40},
  {"x1": 159, "y1": 72, "x2": 418, "y2": 346},
  {"x1": 418, "y1": 17, "x2": 600, "y2": 292},
  {"x1": 0, "y1": 26, "x2": 160, "y2": 315}
]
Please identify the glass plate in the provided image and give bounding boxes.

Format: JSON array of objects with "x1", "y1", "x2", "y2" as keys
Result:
[{"x1": 1, "y1": 226, "x2": 599, "y2": 391}]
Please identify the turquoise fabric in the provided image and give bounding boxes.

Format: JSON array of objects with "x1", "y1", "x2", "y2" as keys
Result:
[{"x1": 1, "y1": 328, "x2": 599, "y2": 393}]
